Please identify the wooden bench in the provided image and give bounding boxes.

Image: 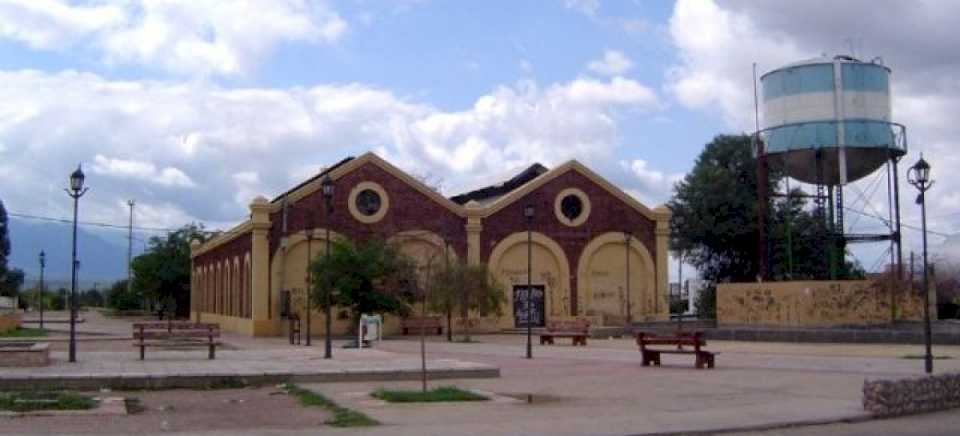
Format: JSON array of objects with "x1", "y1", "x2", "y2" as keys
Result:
[
  {"x1": 400, "y1": 316, "x2": 442, "y2": 335},
  {"x1": 636, "y1": 331, "x2": 715, "y2": 369},
  {"x1": 133, "y1": 322, "x2": 220, "y2": 360},
  {"x1": 539, "y1": 319, "x2": 590, "y2": 346}
]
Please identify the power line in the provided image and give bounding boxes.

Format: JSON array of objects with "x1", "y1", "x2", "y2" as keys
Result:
[{"x1": 7, "y1": 211, "x2": 238, "y2": 236}]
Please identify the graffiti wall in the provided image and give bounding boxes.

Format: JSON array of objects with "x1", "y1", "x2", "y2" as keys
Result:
[{"x1": 717, "y1": 280, "x2": 926, "y2": 327}]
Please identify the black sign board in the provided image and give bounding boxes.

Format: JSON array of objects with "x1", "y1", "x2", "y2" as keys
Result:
[{"x1": 513, "y1": 285, "x2": 545, "y2": 328}]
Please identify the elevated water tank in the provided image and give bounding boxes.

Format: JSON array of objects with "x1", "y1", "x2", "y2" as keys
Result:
[{"x1": 760, "y1": 55, "x2": 905, "y2": 185}]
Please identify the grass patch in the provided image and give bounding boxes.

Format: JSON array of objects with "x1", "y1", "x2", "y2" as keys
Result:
[
  {"x1": 372, "y1": 386, "x2": 488, "y2": 403},
  {"x1": 0, "y1": 328, "x2": 47, "y2": 338},
  {"x1": 0, "y1": 391, "x2": 97, "y2": 412},
  {"x1": 901, "y1": 354, "x2": 953, "y2": 360},
  {"x1": 279, "y1": 383, "x2": 378, "y2": 427}
]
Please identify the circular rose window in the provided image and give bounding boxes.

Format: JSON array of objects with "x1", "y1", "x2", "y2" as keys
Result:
[
  {"x1": 348, "y1": 181, "x2": 390, "y2": 223},
  {"x1": 355, "y1": 189, "x2": 382, "y2": 216},
  {"x1": 560, "y1": 194, "x2": 583, "y2": 221},
  {"x1": 554, "y1": 188, "x2": 591, "y2": 227}
]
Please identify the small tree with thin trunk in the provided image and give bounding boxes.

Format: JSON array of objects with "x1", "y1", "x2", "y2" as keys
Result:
[{"x1": 429, "y1": 262, "x2": 505, "y2": 342}]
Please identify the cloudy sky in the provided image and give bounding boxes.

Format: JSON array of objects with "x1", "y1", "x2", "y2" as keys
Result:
[{"x1": 1, "y1": 0, "x2": 957, "y2": 272}]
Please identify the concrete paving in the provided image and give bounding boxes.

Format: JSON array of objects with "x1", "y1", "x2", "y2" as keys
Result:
[{"x1": 7, "y1": 312, "x2": 960, "y2": 435}]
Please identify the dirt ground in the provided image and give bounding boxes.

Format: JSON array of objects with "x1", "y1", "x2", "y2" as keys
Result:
[{"x1": 0, "y1": 386, "x2": 330, "y2": 435}]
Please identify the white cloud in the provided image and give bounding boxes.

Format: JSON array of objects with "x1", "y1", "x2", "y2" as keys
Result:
[
  {"x1": 92, "y1": 155, "x2": 196, "y2": 187},
  {"x1": 564, "y1": 0, "x2": 600, "y2": 17},
  {"x1": 587, "y1": 50, "x2": 634, "y2": 76},
  {"x1": 0, "y1": 69, "x2": 663, "y2": 229},
  {"x1": 0, "y1": 0, "x2": 347, "y2": 76},
  {"x1": 621, "y1": 159, "x2": 682, "y2": 204}
]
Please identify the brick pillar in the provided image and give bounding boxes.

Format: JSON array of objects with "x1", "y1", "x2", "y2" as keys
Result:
[
  {"x1": 654, "y1": 206, "x2": 672, "y2": 321},
  {"x1": 249, "y1": 196, "x2": 274, "y2": 336},
  {"x1": 465, "y1": 201, "x2": 483, "y2": 265}
]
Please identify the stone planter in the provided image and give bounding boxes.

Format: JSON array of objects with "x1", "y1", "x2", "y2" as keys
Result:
[{"x1": 0, "y1": 342, "x2": 50, "y2": 367}]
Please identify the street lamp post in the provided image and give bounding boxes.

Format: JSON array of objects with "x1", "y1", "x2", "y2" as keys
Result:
[
  {"x1": 321, "y1": 174, "x2": 335, "y2": 359},
  {"x1": 38, "y1": 251, "x2": 45, "y2": 330},
  {"x1": 524, "y1": 203, "x2": 535, "y2": 359},
  {"x1": 907, "y1": 155, "x2": 934, "y2": 374},
  {"x1": 305, "y1": 227, "x2": 313, "y2": 347},
  {"x1": 65, "y1": 165, "x2": 88, "y2": 363}
]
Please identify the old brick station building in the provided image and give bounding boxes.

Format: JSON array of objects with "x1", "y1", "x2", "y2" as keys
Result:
[{"x1": 190, "y1": 153, "x2": 671, "y2": 336}]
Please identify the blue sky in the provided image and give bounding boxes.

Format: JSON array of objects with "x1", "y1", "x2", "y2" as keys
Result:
[{"x1": 1, "y1": 0, "x2": 958, "y2": 275}]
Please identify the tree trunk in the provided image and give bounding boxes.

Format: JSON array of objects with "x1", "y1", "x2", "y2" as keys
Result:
[{"x1": 446, "y1": 308, "x2": 453, "y2": 342}]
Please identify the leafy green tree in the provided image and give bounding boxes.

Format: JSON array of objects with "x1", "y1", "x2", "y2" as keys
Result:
[
  {"x1": 106, "y1": 279, "x2": 140, "y2": 311},
  {"x1": 428, "y1": 262, "x2": 505, "y2": 342},
  {"x1": 80, "y1": 287, "x2": 105, "y2": 308},
  {"x1": 50, "y1": 288, "x2": 68, "y2": 311},
  {"x1": 309, "y1": 238, "x2": 419, "y2": 329},
  {"x1": 670, "y1": 134, "x2": 863, "y2": 284},
  {"x1": 131, "y1": 223, "x2": 208, "y2": 318},
  {"x1": 0, "y1": 199, "x2": 25, "y2": 298}
]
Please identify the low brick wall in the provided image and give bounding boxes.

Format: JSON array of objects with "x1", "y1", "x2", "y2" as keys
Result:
[
  {"x1": 863, "y1": 373, "x2": 960, "y2": 416},
  {"x1": 717, "y1": 280, "x2": 925, "y2": 327},
  {"x1": 0, "y1": 312, "x2": 21, "y2": 334}
]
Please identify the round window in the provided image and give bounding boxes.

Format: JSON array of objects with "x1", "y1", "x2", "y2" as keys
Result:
[
  {"x1": 355, "y1": 189, "x2": 382, "y2": 216},
  {"x1": 554, "y1": 187, "x2": 591, "y2": 227},
  {"x1": 560, "y1": 195, "x2": 583, "y2": 221}
]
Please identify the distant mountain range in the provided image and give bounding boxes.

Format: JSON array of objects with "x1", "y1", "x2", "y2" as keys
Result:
[{"x1": 7, "y1": 217, "x2": 144, "y2": 288}]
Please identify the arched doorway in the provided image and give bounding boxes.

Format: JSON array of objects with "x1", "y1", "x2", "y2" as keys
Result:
[
  {"x1": 488, "y1": 232, "x2": 571, "y2": 329},
  {"x1": 577, "y1": 232, "x2": 655, "y2": 325}
]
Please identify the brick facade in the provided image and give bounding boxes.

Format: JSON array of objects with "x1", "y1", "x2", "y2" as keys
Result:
[
  {"x1": 267, "y1": 162, "x2": 467, "y2": 262},
  {"x1": 480, "y1": 170, "x2": 658, "y2": 315},
  {"x1": 190, "y1": 152, "x2": 669, "y2": 336}
]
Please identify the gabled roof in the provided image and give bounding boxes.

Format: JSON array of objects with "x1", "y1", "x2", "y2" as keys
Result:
[
  {"x1": 479, "y1": 159, "x2": 670, "y2": 222},
  {"x1": 449, "y1": 163, "x2": 548, "y2": 205},
  {"x1": 272, "y1": 152, "x2": 466, "y2": 216},
  {"x1": 271, "y1": 156, "x2": 354, "y2": 203}
]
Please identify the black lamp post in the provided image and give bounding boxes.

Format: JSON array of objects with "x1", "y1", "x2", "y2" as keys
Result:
[
  {"x1": 305, "y1": 227, "x2": 313, "y2": 346},
  {"x1": 65, "y1": 164, "x2": 88, "y2": 363},
  {"x1": 907, "y1": 155, "x2": 934, "y2": 374},
  {"x1": 38, "y1": 250, "x2": 45, "y2": 330},
  {"x1": 321, "y1": 174, "x2": 335, "y2": 359},
  {"x1": 524, "y1": 203, "x2": 535, "y2": 359}
]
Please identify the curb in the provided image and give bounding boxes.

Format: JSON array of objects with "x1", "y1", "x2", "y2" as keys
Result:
[
  {"x1": 0, "y1": 367, "x2": 500, "y2": 391},
  {"x1": 629, "y1": 414, "x2": 873, "y2": 436}
]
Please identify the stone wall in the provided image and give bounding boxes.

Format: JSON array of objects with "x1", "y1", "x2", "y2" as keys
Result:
[
  {"x1": 0, "y1": 312, "x2": 21, "y2": 334},
  {"x1": 717, "y1": 280, "x2": 924, "y2": 327},
  {"x1": 863, "y1": 373, "x2": 960, "y2": 417}
]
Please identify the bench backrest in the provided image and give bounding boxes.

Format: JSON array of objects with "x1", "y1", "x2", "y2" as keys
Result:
[
  {"x1": 133, "y1": 322, "x2": 220, "y2": 340},
  {"x1": 546, "y1": 319, "x2": 590, "y2": 333},
  {"x1": 636, "y1": 331, "x2": 705, "y2": 349}
]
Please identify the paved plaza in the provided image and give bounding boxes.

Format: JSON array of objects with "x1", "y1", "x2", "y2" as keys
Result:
[{"x1": 4, "y1": 312, "x2": 960, "y2": 435}]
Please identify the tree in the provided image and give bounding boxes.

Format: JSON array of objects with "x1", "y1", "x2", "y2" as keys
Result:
[
  {"x1": 0, "y1": 268, "x2": 24, "y2": 298},
  {"x1": 670, "y1": 134, "x2": 863, "y2": 284},
  {"x1": 79, "y1": 287, "x2": 105, "y2": 308},
  {"x1": 309, "y1": 238, "x2": 419, "y2": 329},
  {"x1": 0, "y1": 199, "x2": 25, "y2": 298},
  {"x1": 428, "y1": 262, "x2": 506, "y2": 342},
  {"x1": 106, "y1": 279, "x2": 140, "y2": 311},
  {"x1": 131, "y1": 223, "x2": 208, "y2": 319}
]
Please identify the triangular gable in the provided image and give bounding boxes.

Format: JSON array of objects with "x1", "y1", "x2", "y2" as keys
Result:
[
  {"x1": 481, "y1": 160, "x2": 669, "y2": 222},
  {"x1": 274, "y1": 152, "x2": 466, "y2": 217}
]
